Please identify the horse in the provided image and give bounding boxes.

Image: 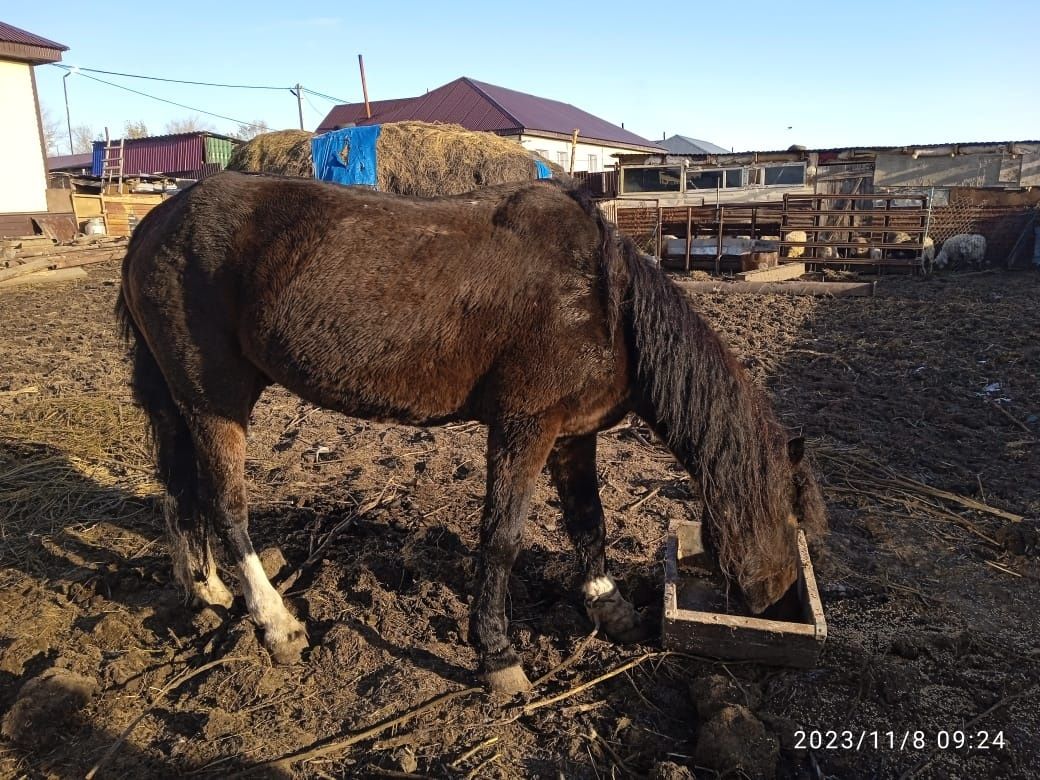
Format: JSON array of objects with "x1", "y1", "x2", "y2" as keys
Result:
[{"x1": 117, "y1": 171, "x2": 826, "y2": 694}]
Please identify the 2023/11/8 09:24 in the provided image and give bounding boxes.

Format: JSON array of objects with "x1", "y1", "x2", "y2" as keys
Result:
[{"x1": 794, "y1": 730, "x2": 1007, "y2": 751}]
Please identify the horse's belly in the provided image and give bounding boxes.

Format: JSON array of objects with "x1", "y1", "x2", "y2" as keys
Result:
[{"x1": 246, "y1": 327, "x2": 488, "y2": 425}]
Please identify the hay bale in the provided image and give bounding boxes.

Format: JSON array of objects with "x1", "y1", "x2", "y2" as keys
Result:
[{"x1": 226, "y1": 122, "x2": 554, "y2": 196}]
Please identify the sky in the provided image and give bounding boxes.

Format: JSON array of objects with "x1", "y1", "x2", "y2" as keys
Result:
[{"x1": 13, "y1": 0, "x2": 1040, "y2": 154}]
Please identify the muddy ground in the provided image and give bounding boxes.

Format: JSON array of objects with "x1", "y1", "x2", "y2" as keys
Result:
[{"x1": 1, "y1": 261, "x2": 1038, "y2": 779}]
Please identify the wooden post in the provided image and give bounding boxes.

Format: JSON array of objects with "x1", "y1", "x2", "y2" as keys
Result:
[
  {"x1": 656, "y1": 205, "x2": 662, "y2": 260},
  {"x1": 685, "y1": 206, "x2": 693, "y2": 272},
  {"x1": 358, "y1": 55, "x2": 372, "y2": 119},
  {"x1": 569, "y1": 128, "x2": 579, "y2": 175},
  {"x1": 716, "y1": 205, "x2": 725, "y2": 275}
]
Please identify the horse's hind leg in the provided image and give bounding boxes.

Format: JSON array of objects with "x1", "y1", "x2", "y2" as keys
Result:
[
  {"x1": 129, "y1": 333, "x2": 231, "y2": 608},
  {"x1": 191, "y1": 414, "x2": 308, "y2": 664},
  {"x1": 157, "y1": 412, "x2": 233, "y2": 609},
  {"x1": 548, "y1": 434, "x2": 644, "y2": 642},
  {"x1": 472, "y1": 415, "x2": 562, "y2": 695}
]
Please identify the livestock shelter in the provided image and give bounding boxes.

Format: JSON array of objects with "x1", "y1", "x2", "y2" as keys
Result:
[{"x1": 598, "y1": 141, "x2": 1040, "y2": 273}]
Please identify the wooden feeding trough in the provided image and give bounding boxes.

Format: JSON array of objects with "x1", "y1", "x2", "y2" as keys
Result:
[{"x1": 662, "y1": 522, "x2": 826, "y2": 667}]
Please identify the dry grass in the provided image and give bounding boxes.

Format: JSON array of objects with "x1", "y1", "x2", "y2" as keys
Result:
[
  {"x1": 811, "y1": 437, "x2": 1015, "y2": 547},
  {"x1": 375, "y1": 121, "x2": 537, "y2": 196},
  {"x1": 225, "y1": 121, "x2": 551, "y2": 196},
  {"x1": 225, "y1": 129, "x2": 314, "y2": 178},
  {"x1": 0, "y1": 396, "x2": 160, "y2": 565}
]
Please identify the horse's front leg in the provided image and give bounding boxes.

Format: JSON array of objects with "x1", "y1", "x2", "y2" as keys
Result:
[
  {"x1": 548, "y1": 434, "x2": 645, "y2": 642},
  {"x1": 472, "y1": 415, "x2": 561, "y2": 695}
]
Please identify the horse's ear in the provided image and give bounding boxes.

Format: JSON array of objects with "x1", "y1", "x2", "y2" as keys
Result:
[{"x1": 787, "y1": 437, "x2": 805, "y2": 466}]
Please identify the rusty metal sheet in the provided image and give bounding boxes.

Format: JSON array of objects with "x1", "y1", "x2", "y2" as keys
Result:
[{"x1": 31, "y1": 214, "x2": 78, "y2": 242}]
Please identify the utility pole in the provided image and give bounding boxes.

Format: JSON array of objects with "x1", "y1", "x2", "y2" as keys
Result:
[
  {"x1": 295, "y1": 83, "x2": 304, "y2": 130},
  {"x1": 63, "y1": 71, "x2": 73, "y2": 154}
]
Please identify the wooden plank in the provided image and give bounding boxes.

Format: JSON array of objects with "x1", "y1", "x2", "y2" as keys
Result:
[
  {"x1": 0, "y1": 235, "x2": 54, "y2": 250},
  {"x1": 736, "y1": 261, "x2": 805, "y2": 281},
  {"x1": 103, "y1": 194, "x2": 163, "y2": 206},
  {"x1": 0, "y1": 267, "x2": 87, "y2": 290},
  {"x1": 676, "y1": 280, "x2": 875, "y2": 297},
  {"x1": 0, "y1": 257, "x2": 54, "y2": 282},
  {"x1": 13, "y1": 238, "x2": 127, "y2": 259},
  {"x1": 53, "y1": 249, "x2": 125, "y2": 269}
]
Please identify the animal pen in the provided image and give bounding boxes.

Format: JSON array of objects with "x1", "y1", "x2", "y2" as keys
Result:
[{"x1": 612, "y1": 192, "x2": 932, "y2": 275}]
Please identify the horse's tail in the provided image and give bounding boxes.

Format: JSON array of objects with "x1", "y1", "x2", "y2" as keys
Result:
[{"x1": 116, "y1": 270, "x2": 196, "y2": 500}]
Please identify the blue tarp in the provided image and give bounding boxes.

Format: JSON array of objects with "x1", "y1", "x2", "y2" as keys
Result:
[
  {"x1": 311, "y1": 126, "x2": 381, "y2": 187},
  {"x1": 534, "y1": 160, "x2": 552, "y2": 179}
]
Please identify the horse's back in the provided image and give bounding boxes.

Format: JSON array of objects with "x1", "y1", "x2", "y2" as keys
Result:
[{"x1": 123, "y1": 172, "x2": 626, "y2": 427}]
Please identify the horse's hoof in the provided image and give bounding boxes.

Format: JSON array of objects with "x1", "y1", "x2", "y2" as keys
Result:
[
  {"x1": 585, "y1": 577, "x2": 650, "y2": 643},
  {"x1": 484, "y1": 664, "x2": 532, "y2": 695},
  {"x1": 605, "y1": 611, "x2": 654, "y2": 644},
  {"x1": 264, "y1": 621, "x2": 309, "y2": 665},
  {"x1": 193, "y1": 577, "x2": 234, "y2": 610}
]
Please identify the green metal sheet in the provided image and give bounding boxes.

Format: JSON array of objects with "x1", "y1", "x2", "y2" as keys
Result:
[{"x1": 204, "y1": 136, "x2": 237, "y2": 167}]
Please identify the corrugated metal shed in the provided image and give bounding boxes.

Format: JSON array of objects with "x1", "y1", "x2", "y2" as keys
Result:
[{"x1": 91, "y1": 132, "x2": 241, "y2": 177}]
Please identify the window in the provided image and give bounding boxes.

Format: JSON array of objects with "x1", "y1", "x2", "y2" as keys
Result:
[
  {"x1": 558, "y1": 151, "x2": 569, "y2": 168},
  {"x1": 588, "y1": 154, "x2": 598, "y2": 172},
  {"x1": 763, "y1": 163, "x2": 806, "y2": 186},
  {"x1": 686, "y1": 167, "x2": 744, "y2": 190},
  {"x1": 621, "y1": 166, "x2": 682, "y2": 193}
]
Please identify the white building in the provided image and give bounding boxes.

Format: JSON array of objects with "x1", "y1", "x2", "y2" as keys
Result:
[{"x1": 0, "y1": 21, "x2": 67, "y2": 236}]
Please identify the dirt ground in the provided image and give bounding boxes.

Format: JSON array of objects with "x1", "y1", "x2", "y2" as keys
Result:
[{"x1": 1, "y1": 260, "x2": 1038, "y2": 780}]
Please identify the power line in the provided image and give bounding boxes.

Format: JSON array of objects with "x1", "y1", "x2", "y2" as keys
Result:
[
  {"x1": 302, "y1": 91, "x2": 324, "y2": 120},
  {"x1": 52, "y1": 63, "x2": 353, "y2": 104},
  {"x1": 53, "y1": 63, "x2": 288, "y2": 91},
  {"x1": 300, "y1": 86, "x2": 353, "y2": 104},
  {"x1": 69, "y1": 70, "x2": 268, "y2": 130}
]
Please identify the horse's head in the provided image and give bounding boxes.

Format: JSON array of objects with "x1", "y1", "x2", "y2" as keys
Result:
[{"x1": 703, "y1": 436, "x2": 827, "y2": 615}]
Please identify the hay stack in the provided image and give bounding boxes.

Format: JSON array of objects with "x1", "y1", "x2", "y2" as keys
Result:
[
  {"x1": 226, "y1": 122, "x2": 553, "y2": 196},
  {"x1": 376, "y1": 121, "x2": 540, "y2": 196},
  {"x1": 226, "y1": 130, "x2": 315, "y2": 178}
]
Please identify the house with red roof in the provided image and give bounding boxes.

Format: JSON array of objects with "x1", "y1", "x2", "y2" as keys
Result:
[
  {"x1": 0, "y1": 21, "x2": 68, "y2": 236},
  {"x1": 317, "y1": 77, "x2": 661, "y2": 173}
]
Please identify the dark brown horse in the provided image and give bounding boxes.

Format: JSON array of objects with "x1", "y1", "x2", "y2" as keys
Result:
[{"x1": 117, "y1": 171, "x2": 825, "y2": 693}]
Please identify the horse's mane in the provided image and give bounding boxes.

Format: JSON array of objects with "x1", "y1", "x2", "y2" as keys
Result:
[{"x1": 563, "y1": 195, "x2": 825, "y2": 607}]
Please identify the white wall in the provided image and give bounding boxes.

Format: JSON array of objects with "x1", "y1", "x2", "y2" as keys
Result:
[
  {"x1": 0, "y1": 59, "x2": 48, "y2": 213},
  {"x1": 511, "y1": 134, "x2": 643, "y2": 173}
]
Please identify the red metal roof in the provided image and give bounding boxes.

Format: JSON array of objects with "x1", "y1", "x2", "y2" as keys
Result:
[
  {"x1": 316, "y1": 77, "x2": 661, "y2": 151},
  {"x1": 0, "y1": 21, "x2": 67, "y2": 51},
  {"x1": 466, "y1": 79, "x2": 660, "y2": 150},
  {"x1": 317, "y1": 97, "x2": 421, "y2": 131}
]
